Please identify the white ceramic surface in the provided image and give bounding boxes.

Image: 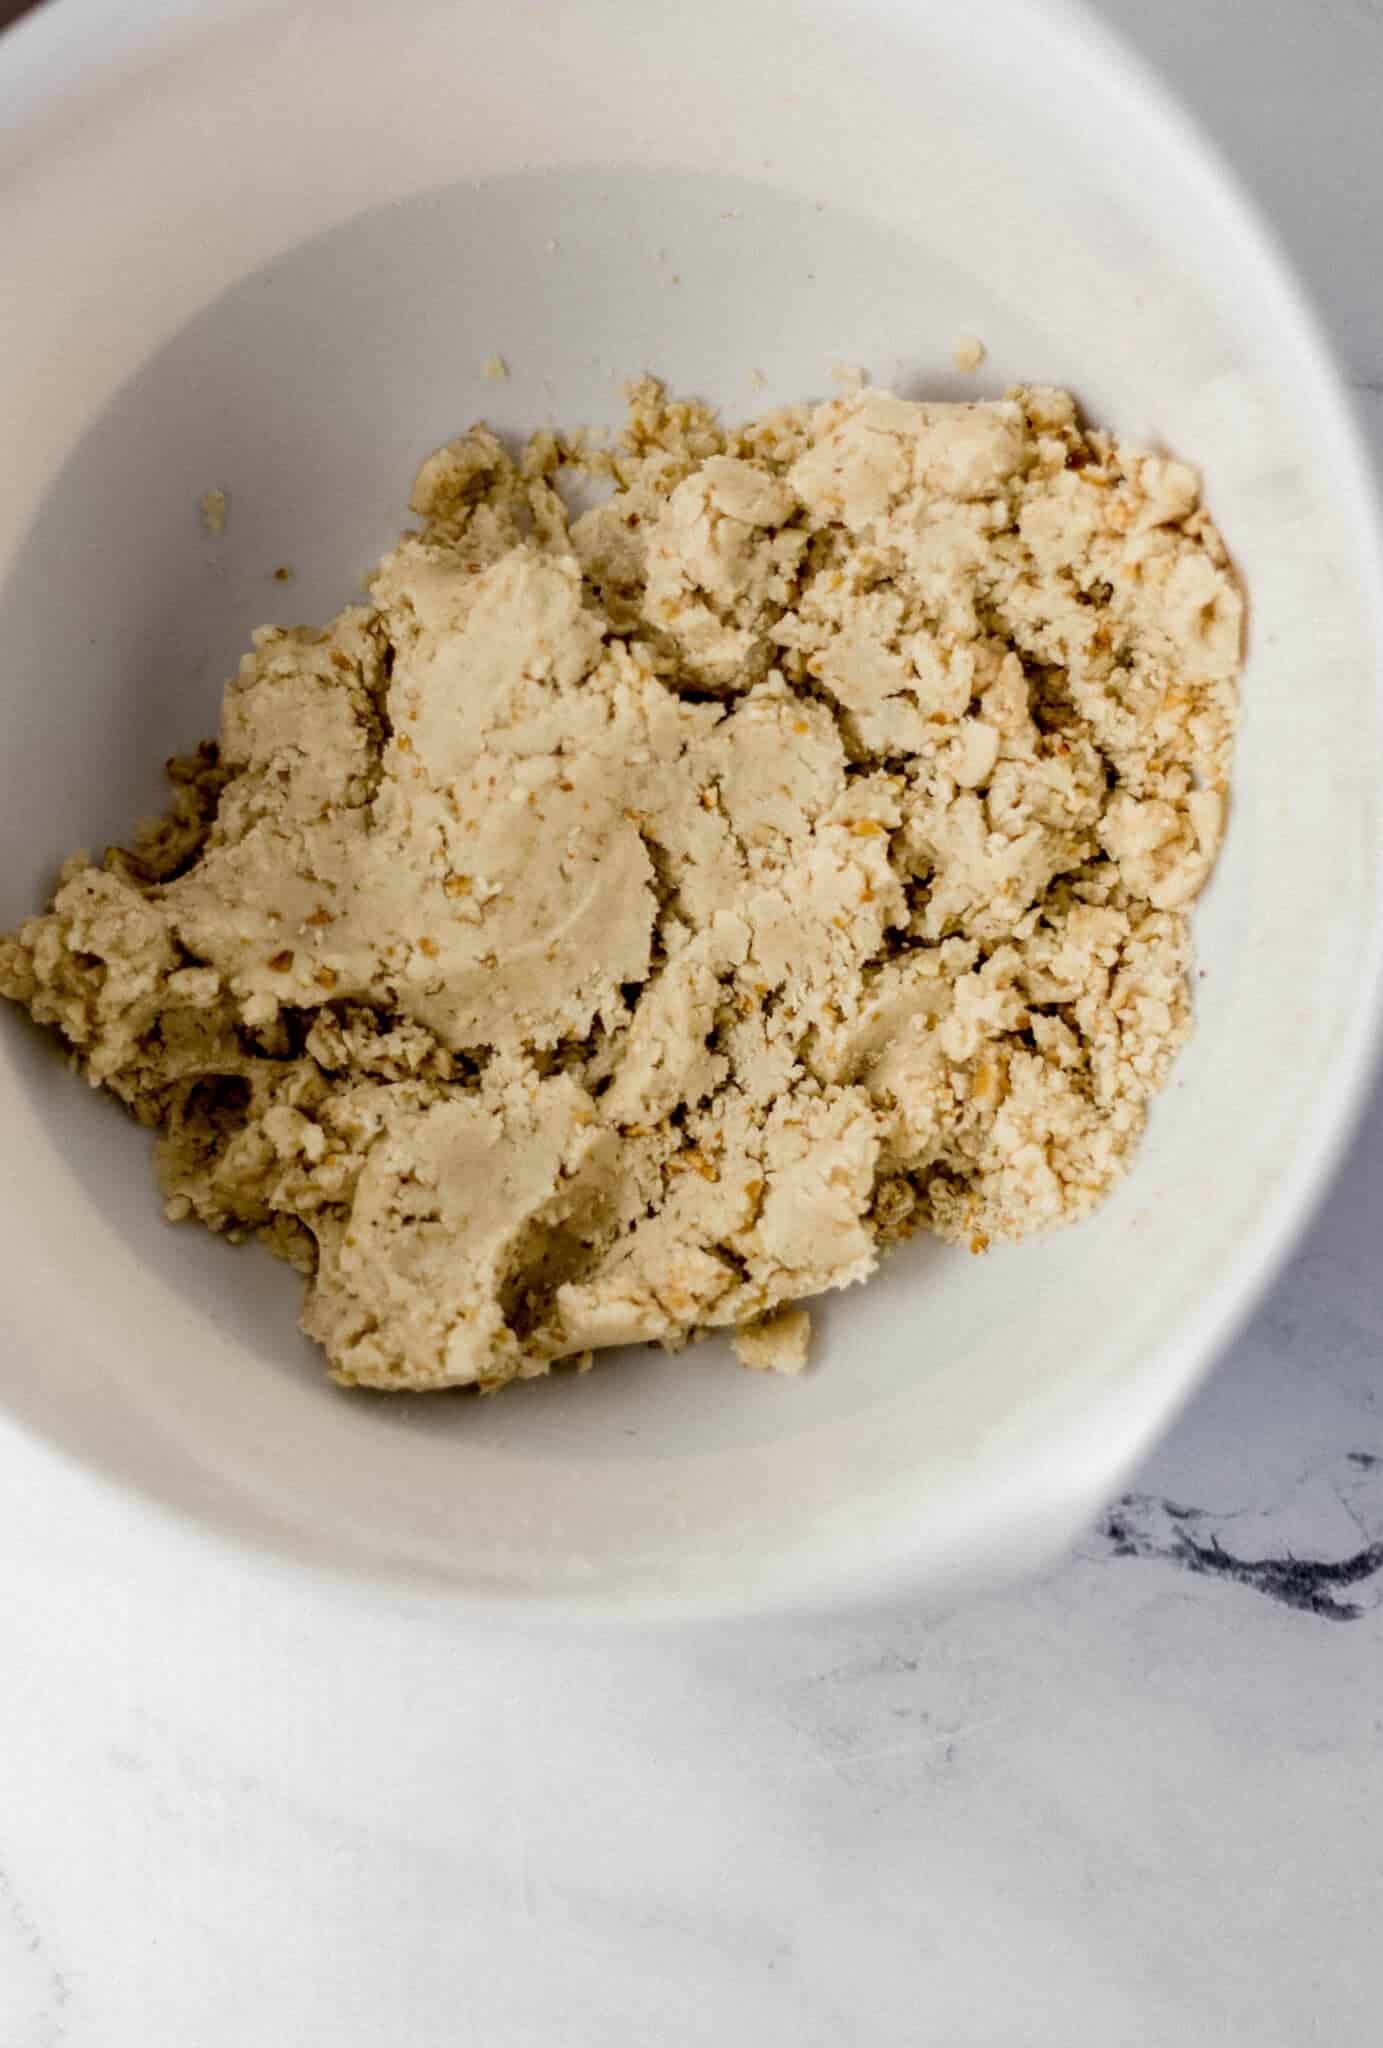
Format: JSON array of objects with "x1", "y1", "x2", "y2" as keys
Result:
[{"x1": 0, "y1": 0, "x2": 1379, "y2": 1617}]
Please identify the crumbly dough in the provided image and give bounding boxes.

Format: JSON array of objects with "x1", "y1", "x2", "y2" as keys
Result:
[
  {"x1": 734, "y1": 1307, "x2": 812, "y2": 1376},
  {"x1": 1, "y1": 380, "x2": 1241, "y2": 1392}
]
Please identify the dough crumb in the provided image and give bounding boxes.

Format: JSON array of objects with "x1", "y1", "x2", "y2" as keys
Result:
[
  {"x1": 272, "y1": 564, "x2": 294, "y2": 583},
  {"x1": 952, "y1": 334, "x2": 987, "y2": 374},
  {"x1": 481, "y1": 354, "x2": 509, "y2": 382},
  {"x1": 2, "y1": 377, "x2": 1241, "y2": 1395},
  {"x1": 198, "y1": 488, "x2": 228, "y2": 538},
  {"x1": 735, "y1": 1307, "x2": 812, "y2": 1376}
]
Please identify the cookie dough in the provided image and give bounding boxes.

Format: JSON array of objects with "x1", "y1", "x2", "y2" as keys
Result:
[{"x1": 1, "y1": 379, "x2": 1241, "y2": 1391}]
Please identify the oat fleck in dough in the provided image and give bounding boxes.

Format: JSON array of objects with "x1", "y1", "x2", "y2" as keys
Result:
[{"x1": 0, "y1": 382, "x2": 1241, "y2": 1391}]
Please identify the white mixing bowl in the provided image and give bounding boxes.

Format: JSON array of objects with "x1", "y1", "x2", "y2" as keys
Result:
[{"x1": 1, "y1": 0, "x2": 1379, "y2": 1620}]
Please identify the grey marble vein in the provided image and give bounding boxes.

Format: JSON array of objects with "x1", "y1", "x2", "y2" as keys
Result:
[
  {"x1": 0, "y1": 1858, "x2": 71, "y2": 2048},
  {"x1": 1101, "y1": 1454, "x2": 1383, "y2": 1620}
]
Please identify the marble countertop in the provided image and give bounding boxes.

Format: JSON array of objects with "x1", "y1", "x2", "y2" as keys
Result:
[{"x1": 3, "y1": 3, "x2": 1381, "y2": 2043}]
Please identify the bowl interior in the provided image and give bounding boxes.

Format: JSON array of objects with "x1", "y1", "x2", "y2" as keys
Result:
[{"x1": 0, "y1": 0, "x2": 1378, "y2": 1613}]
